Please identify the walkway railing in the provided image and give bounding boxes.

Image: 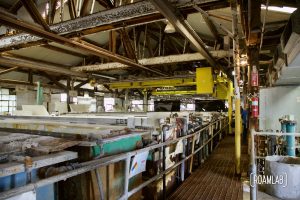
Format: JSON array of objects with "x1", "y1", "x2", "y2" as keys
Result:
[{"x1": 0, "y1": 117, "x2": 229, "y2": 200}]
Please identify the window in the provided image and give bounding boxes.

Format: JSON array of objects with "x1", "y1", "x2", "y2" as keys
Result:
[
  {"x1": 131, "y1": 100, "x2": 143, "y2": 112},
  {"x1": 186, "y1": 104, "x2": 195, "y2": 111},
  {"x1": 0, "y1": 88, "x2": 16, "y2": 114},
  {"x1": 104, "y1": 98, "x2": 115, "y2": 111},
  {"x1": 148, "y1": 99, "x2": 154, "y2": 112},
  {"x1": 60, "y1": 93, "x2": 67, "y2": 102}
]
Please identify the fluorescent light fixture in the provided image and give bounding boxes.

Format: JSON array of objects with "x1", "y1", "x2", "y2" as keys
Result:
[{"x1": 261, "y1": 5, "x2": 297, "y2": 14}]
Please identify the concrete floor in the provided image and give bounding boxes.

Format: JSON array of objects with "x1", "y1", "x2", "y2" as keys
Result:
[{"x1": 242, "y1": 181, "x2": 279, "y2": 200}]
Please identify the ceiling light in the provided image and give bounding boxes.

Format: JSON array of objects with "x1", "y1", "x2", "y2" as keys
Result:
[
  {"x1": 261, "y1": 6, "x2": 297, "y2": 14},
  {"x1": 240, "y1": 60, "x2": 248, "y2": 66},
  {"x1": 164, "y1": 21, "x2": 176, "y2": 33}
]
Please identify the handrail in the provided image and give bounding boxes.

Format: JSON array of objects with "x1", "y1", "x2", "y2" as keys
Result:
[{"x1": 0, "y1": 117, "x2": 228, "y2": 200}]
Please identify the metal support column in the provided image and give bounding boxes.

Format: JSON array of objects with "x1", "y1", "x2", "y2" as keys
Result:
[
  {"x1": 234, "y1": 84, "x2": 241, "y2": 175},
  {"x1": 228, "y1": 81, "x2": 233, "y2": 134},
  {"x1": 143, "y1": 90, "x2": 148, "y2": 112},
  {"x1": 231, "y1": 0, "x2": 241, "y2": 175},
  {"x1": 124, "y1": 89, "x2": 129, "y2": 112}
]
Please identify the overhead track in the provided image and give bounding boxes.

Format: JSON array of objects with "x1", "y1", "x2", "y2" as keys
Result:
[{"x1": 0, "y1": 12, "x2": 168, "y2": 77}]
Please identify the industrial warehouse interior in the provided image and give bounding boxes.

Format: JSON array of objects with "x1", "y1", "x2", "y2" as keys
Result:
[{"x1": 0, "y1": 0, "x2": 299, "y2": 200}]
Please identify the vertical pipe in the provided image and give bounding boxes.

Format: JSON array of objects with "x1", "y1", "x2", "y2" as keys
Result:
[
  {"x1": 232, "y1": 0, "x2": 241, "y2": 175},
  {"x1": 77, "y1": 0, "x2": 82, "y2": 17},
  {"x1": 210, "y1": 125, "x2": 213, "y2": 153},
  {"x1": 67, "y1": 78, "x2": 71, "y2": 112},
  {"x1": 281, "y1": 122, "x2": 287, "y2": 133},
  {"x1": 235, "y1": 96, "x2": 241, "y2": 175},
  {"x1": 162, "y1": 125, "x2": 167, "y2": 200},
  {"x1": 180, "y1": 139, "x2": 186, "y2": 181},
  {"x1": 90, "y1": 0, "x2": 95, "y2": 14},
  {"x1": 205, "y1": 129, "x2": 209, "y2": 157},
  {"x1": 286, "y1": 121, "x2": 296, "y2": 156},
  {"x1": 60, "y1": 0, "x2": 64, "y2": 22},
  {"x1": 250, "y1": 129, "x2": 257, "y2": 200}
]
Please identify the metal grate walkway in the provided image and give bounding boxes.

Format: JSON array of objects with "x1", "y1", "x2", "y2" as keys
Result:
[{"x1": 168, "y1": 136, "x2": 248, "y2": 200}]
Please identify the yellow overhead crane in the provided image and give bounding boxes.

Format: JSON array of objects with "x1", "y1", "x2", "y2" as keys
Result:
[
  {"x1": 107, "y1": 67, "x2": 233, "y2": 100},
  {"x1": 107, "y1": 67, "x2": 234, "y2": 134},
  {"x1": 108, "y1": 77, "x2": 196, "y2": 89}
]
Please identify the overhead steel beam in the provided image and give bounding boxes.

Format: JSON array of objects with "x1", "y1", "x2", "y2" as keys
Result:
[
  {"x1": 0, "y1": 56, "x2": 87, "y2": 78},
  {"x1": 41, "y1": 72, "x2": 68, "y2": 90},
  {"x1": 4, "y1": 53, "x2": 71, "y2": 68},
  {"x1": 72, "y1": 50, "x2": 230, "y2": 72},
  {"x1": 21, "y1": 0, "x2": 50, "y2": 31},
  {"x1": 9, "y1": 0, "x2": 23, "y2": 14},
  {"x1": 0, "y1": 12, "x2": 168, "y2": 76},
  {"x1": 0, "y1": 67, "x2": 19, "y2": 75},
  {"x1": 120, "y1": 28, "x2": 138, "y2": 62},
  {"x1": 149, "y1": 0, "x2": 218, "y2": 68},
  {"x1": 74, "y1": 79, "x2": 92, "y2": 89},
  {"x1": 0, "y1": 0, "x2": 223, "y2": 51}
]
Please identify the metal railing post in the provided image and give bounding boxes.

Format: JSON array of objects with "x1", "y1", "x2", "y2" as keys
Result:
[
  {"x1": 189, "y1": 135, "x2": 196, "y2": 173},
  {"x1": 250, "y1": 129, "x2": 257, "y2": 200},
  {"x1": 181, "y1": 139, "x2": 186, "y2": 181},
  {"x1": 210, "y1": 125, "x2": 213, "y2": 153},
  {"x1": 95, "y1": 169, "x2": 105, "y2": 200},
  {"x1": 123, "y1": 156, "x2": 131, "y2": 200}
]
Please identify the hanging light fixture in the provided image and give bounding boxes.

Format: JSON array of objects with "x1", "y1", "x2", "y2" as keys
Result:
[{"x1": 164, "y1": 20, "x2": 176, "y2": 33}]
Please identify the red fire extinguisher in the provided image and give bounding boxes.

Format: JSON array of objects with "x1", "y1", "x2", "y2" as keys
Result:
[
  {"x1": 251, "y1": 96, "x2": 259, "y2": 118},
  {"x1": 251, "y1": 65, "x2": 259, "y2": 87}
]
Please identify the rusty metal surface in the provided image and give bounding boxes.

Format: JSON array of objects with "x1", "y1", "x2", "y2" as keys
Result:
[
  {"x1": 0, "y1": 12, "x2": 168, "y2": 76},
  {"x1": 0, "y1": 0, "x2": 221, "y2": 50},
  {"x1": 168, "y1": 136, "x2": 248, "y2": 200}
]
